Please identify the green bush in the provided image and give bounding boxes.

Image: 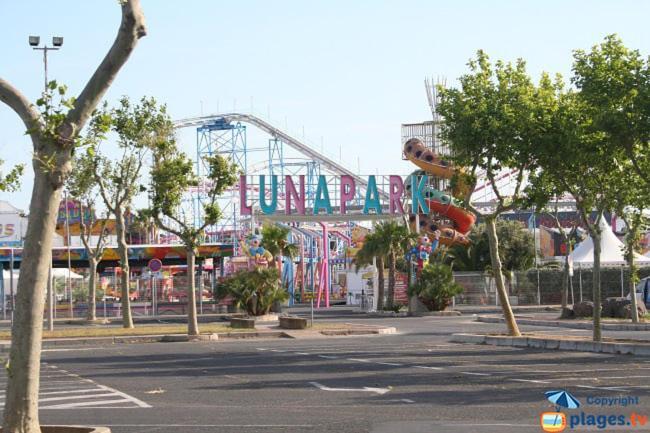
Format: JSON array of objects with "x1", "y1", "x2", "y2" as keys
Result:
[
  {"x1": 408, "y1": 263, "x2": 463, "y2": 311},
  {"x1": 215, "y1": 268, "x2": 288, "y2": 316}
]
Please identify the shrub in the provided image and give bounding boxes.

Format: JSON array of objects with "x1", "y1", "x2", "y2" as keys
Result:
[
  {"x1": 408, "y1": 262, "x2": 463, "y2": 311},
  {"x1": 216, "y1": 268, "x2": 288, "y2": 316}
]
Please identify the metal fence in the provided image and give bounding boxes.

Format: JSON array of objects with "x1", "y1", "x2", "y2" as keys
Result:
[{"x1": 453, "y1": 266, "x2": 650, "y2": 306}]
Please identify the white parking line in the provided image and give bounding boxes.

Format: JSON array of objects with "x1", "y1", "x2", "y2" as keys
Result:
[
  {"x1": 318, "y1": 355, "x2": 339, "y2": 359},
  {"x1": 42, "y1": 398, "x2": 139, "y2": 409},
  {"x1": 373, "y1": 362, "x2": 403, "y2": 367},
  {"x1": 460, "y1": 372, "x2": 491, "y2": 376},
  {"x1": 547, "y1": 375, "x2": 650, "y2": 381},
  {"x1": 576, "y1": 384, "x2": 630, "y2": 392},
  {"x1": 509, "y1": 379, "x2": 551, "y2": 384},
  {"x1": 0, "y1": 365, "x2": 150, "y2": 410},
  {"x1": 413, "y1": 365, "x2": 443, "y2": 370}
]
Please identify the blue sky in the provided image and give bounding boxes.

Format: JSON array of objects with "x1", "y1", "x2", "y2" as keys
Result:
[{"x1": 2, "y1": 0, "x2": 650, "y2": 210}]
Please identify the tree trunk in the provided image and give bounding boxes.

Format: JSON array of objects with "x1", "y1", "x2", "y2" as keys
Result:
[
  {"x1": 485, "y1": 217, "x2": 521, "y2": 337},
  {"x1": 115, "y1": 208, "x2": 133, "y2": 328},
  {"x1": 87, "y1": 257, "x2": 98, "y2": 321},
  {"x1": 561, "y1": 254, "x2": 569, "y2": 309},
  {"x1": 3, "y1": 147, "x2": 70, "y2": 432},
  {"x1": 186, "y1": 248, "x2": 200, "y2": 336},
  {"x1": 627, "y1": 235, "x2": 640, "y2": 323},
  {"x1": 376, "y1": 255, "x2": 385, "y2": 310},
  {"x1": 592, "y1": 231, "x2": 602, "y2": 341},
  {"x1": 386, "y1": 251, "x2": 396, "y2": 309}
]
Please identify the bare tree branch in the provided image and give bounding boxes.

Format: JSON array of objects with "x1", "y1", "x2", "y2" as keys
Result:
[
  {"x1": 93, "y1": 217, "x2": 109, "y2": 260},
  {"x1": 64, "y1": 0, "x2": 147, "y2": 134},
  {"x1": 512, "y1": 166, "x2": 526, "y2": 200},
  {"x1": 485, "y1": 157, "x2": 505, "y2": 206},
  {"x1": 154, "y1": 216, "x2": 184, "y2": 240},
  {"x1": 0, "y1": 78, "x2": 41, "y2": 139},
  {"x1": 94, "y1": 167, "x2": 115, "y2": 213},
  {"x1": 118, "y1": 151, "x2": 145, "y2": 207}
]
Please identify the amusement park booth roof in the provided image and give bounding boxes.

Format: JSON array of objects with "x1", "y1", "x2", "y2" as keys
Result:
[
  {"x1": 0, "y1": 243, "x2": 233, "y2": 271},
  {"x1": 569, "y1": 219, "x2": 650, "y2": 266}
]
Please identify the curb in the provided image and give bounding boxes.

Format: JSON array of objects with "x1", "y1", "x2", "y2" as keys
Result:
[
  {"x1": 0, "y1": 427, "x2": 111, "y2": 433},
  {"x1": 477, "y1": 315, "x2": 650, "y2": 331},
  {"x1": 450, "y1": 333, "x2": 650, "y2": 356},
  {"x1": 0, "y1": 326, "x2": 396, "y2": 352},
  {"x1": 366, "y1": 311, "x2": 462, "y2": 318}
]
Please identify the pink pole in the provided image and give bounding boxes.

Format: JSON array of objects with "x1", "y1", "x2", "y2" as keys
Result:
[
  {"x1": 320, "y1": 222, "x2": 330, "y2": 308},
  {"x1": 315, "y1": 238, "x2": 323, "y2": 309}
]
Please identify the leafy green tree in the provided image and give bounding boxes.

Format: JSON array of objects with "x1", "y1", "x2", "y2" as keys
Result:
[
  {"x1": 354, "y1": 232, "x2": 386, "y2": 310},
  {"x1": 92, "y1": 96, "x2": 171, "y2": 329},
  {"x1": 66, "y1": 152, "x2": 109, "y2": 322},
  {"x1": 408, "y1": 262, "x2": 463, "y2": 311},
  {"x1": 572, "y1": 34, "x2": 650, "y2": 187},
  {"x1": 0, "y1": 2, "x2": 145, "y2": 429},
  {"x1": 148, "y1": 142, "x2": 239, "y2": 335},
  {"x1": 437, "y1": 52, "x2": 550, "y2": 335},
  {"x1": 0, "y1": 160, "x2": 23, "y2": 192},
  {"x1": 446, "y1": 220, "x2": 535, "y2": 273},
  {"x1": 609, "y1": 162, "x2": 650, "y2": 323},
  {"x1": 373, "y1": 221, "x2": 416, "y2": 309},
  {"x1": 571, "y1": 34, "x2": 650, "y2": 324},
  {"x1": 528, "y1": 84, "x2": 618, "y2": 342}
]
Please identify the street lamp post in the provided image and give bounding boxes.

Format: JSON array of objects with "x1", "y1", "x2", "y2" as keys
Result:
[{"x1": 29, "y1": 35, "x2": 63, "y2": 91}]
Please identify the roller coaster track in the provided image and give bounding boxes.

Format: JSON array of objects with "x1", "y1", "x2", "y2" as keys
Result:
[{"x1": 173, "y1": 113, "x2": 389, "y2": 199}]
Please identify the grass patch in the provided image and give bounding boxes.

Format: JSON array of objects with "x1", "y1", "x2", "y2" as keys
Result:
[
  {"x1": 308, "y1": 322, "x2": 353, "y2": 330},
  {"x1": 0, "y1": 323, "x2": 236, "y2": 340}
]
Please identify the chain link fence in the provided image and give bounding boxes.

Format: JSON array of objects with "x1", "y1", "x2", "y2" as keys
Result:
[{"x1": 453, "y1": 266, "x2": 650, "y2": 306}]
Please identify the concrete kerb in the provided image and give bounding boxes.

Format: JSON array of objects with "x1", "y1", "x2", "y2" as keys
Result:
[
  {"x1": 0, "y1": 324, "x2": 396, "y2": 351},
  {"x1": 451, "y1": 333, "x2": 650, "y2": 356},
  {"x1": 368, "y1": 310, "x2": 462, "y2": 318},
  {"x1": 0, "y1": 427, "x2": 111, "y2": 433},
  {"x1": 476, "y1": 314, "x2": 650, "y2": 331}
]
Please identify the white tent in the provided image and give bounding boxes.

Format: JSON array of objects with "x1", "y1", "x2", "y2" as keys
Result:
[
  {"x1": 2, "y1": 268, "x2": 84, "y2": 292},
  {"x1": 570, "y1": 218, "x2": 650, "y2": 266}
]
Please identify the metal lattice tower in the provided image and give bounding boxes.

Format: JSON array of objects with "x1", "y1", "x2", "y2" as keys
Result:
[{"x1": 195, "y1": 119, "x2": 247, "y2": 243}]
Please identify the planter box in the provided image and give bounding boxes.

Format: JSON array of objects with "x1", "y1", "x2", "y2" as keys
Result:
[
  {"x1": 279, "y1": 316, "x2": 308, "y2": 329},
  {"x1": 230, "y1": 318, "x2": 255, "y2": 329}
]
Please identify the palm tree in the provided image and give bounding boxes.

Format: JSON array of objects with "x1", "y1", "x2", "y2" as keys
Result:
[
  {"x1": 354, "y1": 232, "x2": 387, "y2": 310},
  {"x1": 261, "y1": 224, "x2": 297, "y2": 262},
  {"x1": 374, "y1": 221, "x2": 416, "y2": 309},
  {"x1": 260, "y1": 224, "x2": 299, "y2": 305}
]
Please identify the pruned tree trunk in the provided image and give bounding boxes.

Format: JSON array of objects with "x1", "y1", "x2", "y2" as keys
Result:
[
  {"x1": 485, "y1": 217, "x2": 521, "y2": 337},
  {"x1": 87, "y1": 257, "x2": 98, "y2": 321},
  {"x1": 1, "y1": 1, "x2": 146, "y2": 430},
  {"x1": 3, "y1": 146, "x2": 70, "y2": 431},
  {"x1": 561, "y1": 254, "x2": 569, "y2": 309},
  {"x1": 386, "y1": 251, "x2": 396, "y2": 309},
  {"x1": 592, "y1": 231, "x2": 602, "y2": 341},
  {"x1": 627, "y1": 234, "x2": 640, "y2": 323},
  {"x1": 376, "y1": 255, "x2": 385, "y2": 310},
  {"x1": 186, "y1": 248, "x2": 200, "y2": 336},
  {"x1": 115, "y1": 208, "x2": 133, "y2": 328}
]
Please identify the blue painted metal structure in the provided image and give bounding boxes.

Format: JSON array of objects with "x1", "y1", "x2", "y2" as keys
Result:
[{"x1": 195, "y1": 120, "x2": 247, "y2": 247}]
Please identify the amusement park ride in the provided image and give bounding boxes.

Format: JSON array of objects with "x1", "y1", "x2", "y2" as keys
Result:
[{"x1": 169, "y1": 80, "x2": 527, "y2": 308}]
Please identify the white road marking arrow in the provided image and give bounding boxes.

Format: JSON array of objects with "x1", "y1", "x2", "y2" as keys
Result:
[{"x1": 309, "y1": 382, "x2": 391, "y2": 395}]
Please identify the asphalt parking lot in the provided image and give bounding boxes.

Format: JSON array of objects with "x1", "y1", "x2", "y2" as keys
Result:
[{"x1": 6, "y1": 315, "x2": 648, "y2": 433}]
